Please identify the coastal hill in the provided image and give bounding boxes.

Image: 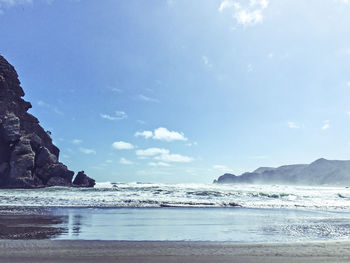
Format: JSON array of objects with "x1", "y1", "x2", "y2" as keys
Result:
[
  {"x1": 0, "y1": 55, "x2": 95, "y2": 188},
  {"x1": 213, "y1": 158, "x2": 350, "y2": 186}
]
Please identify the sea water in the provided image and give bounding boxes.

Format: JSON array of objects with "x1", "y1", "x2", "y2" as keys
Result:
[{"x1": 1, "y1": 182, "x2": 350, "y2": 241}]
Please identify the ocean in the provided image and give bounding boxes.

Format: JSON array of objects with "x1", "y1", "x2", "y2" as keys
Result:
[{"x1": 1, "y1": 182, "x2": 350, "y2": 242}]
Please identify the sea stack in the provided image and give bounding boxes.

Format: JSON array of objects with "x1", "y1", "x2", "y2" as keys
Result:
[{"x1": 0, "y1": 55, "x2": 95, "y2": 188}]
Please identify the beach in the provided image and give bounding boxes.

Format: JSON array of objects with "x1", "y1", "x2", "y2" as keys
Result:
[
  {"x1": 1, "y1": 184, "x2": 350, "y2": 262},
  {"x1": 1, "y1": 240, "x2": 350, "y2": 263}
]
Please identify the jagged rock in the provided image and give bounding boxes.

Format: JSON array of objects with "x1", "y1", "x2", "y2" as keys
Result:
[
  {"x1": 1, "y1": 113, "x2": 20, "y2": 142},
  {"x1": 73, "y1": 171, "x2": 96, "y2": 187},
  {"x1": 24, "y1": 133, "x2": 43, "y2": 153},
  {"x1": 36, "y1": 163, "x2": 74, "y2": 185},
  {"x1": 0, "y1": 55, "x2": 95, "y2": 188},
  {"x1": 47, "y1": 176, "x2": 71, "y2": 187},
  {"x1": 35, "y1": 147, "x2": 57, "y2": 167},
  {"x1": 9, "y1": 138, "x2": 35, "y2": 183}
]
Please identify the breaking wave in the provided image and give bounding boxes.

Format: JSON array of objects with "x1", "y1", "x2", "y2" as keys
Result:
[{"x1": 0, "y1": 183, "x2": 350, "y2": 210}]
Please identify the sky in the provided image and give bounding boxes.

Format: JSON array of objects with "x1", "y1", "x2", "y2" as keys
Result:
[{"x1": 1, "y1": 0, "x2": 350, "y2": 183}]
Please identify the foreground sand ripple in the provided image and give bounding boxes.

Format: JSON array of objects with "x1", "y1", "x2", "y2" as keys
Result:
[{"x1": 1, "y1": 240, "x2": 350, "y2": 263}]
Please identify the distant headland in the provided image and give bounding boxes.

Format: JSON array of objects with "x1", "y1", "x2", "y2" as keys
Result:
[
  {"x1": 213, "y1": 158, "x2": 350, "y2": 186},
  {"x1": 0, "y1": 55, "x2": 95, "y2": 188}
]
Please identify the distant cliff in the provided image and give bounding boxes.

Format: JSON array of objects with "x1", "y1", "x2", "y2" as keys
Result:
[
  {"x1": 0, "y1": 55, "x2": 95, "y2": 188},
  {"x1": 213, "y1": 158, "x2": 350, "y2": 186}
]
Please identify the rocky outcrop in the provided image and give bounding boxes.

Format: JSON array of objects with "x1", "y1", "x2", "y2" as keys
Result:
[
  {"x1": 73, "y1": 171, "x2": 96, "y2": 187},
  {"x1": 0, "y1": 55, "x2": 95, "y2": 188},
  {"x1": 213, "y1": 158, "x2": 350, "y2": 186}
]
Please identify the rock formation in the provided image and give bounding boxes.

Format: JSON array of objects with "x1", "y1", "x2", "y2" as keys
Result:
[
  {"x1": 0, "y1": 55, "x2": 95, "y2": 188},
  {"x1": 213, "y1": 158, "x2": 350, "y2": 186}
]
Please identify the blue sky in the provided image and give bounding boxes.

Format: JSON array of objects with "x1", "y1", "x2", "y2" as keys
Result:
[{"x1": 1, "y1": 0, "x2": 350, "y2": 183}]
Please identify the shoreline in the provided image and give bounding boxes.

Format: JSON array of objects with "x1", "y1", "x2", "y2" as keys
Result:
[{"x1": 0, "y1": 240, "x2": 350, "y2": 263}]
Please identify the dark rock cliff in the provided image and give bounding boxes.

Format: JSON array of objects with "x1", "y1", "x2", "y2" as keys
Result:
[
  {"x1": 0, "y1": 55, "x2": 95, "y2": 188},
  {"x1": 213, "y1": 158, "x2": 350, "y2": 186}
]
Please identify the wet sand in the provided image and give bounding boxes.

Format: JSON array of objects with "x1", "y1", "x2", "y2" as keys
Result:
[
  {"x1": 0, "y1": 240, "x2": 350, "y2": 263},
  {"x1": 1, "y1": 206, "x2": 350, "y2": 262}
]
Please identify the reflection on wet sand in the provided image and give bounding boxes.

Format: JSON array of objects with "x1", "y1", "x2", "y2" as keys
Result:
[{"x1": 0, "y1": 206, "x2": 67, "y2": 239}]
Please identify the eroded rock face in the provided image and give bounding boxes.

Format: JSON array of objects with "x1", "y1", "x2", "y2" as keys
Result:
[
  {"x1": 73, "y1": 171, "x2": 95, "y2": 187},
  {"x1": 0, "y1": 55, "x2": 95, "y2": 188}
]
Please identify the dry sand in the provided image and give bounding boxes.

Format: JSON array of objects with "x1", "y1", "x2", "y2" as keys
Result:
[{"x1": 0, "y1": 240, "x2": 350, "y2": 263}]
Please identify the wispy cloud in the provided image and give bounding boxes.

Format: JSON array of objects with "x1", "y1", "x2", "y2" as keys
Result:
[
  {"x1": 218, "y1": 0, "x2": 234, "y2": 12},
  {"x1": 136, "y1": 147, "x2": 193, "y2": 163},
  {"x1": 120, "y1": 157, "x2": 133, "y2": 165},
  {"x1": 107, "y1": 86, "x2": 123, "y2": 93},
  {"x1": 37, "y1": 100, "x2": 63, "y2": 115},
  {"x1": 154, "y1": 153, "x2": 193, "y2": 163},
  {"x1": 321, "y1": 120, "x2": 330, "y2": 130},
  {"x1": 72, "y1": 139, "x2": 83, "y2": 145},
  {"x1": 138, "y1": 94, "x2": 160, "y2": 103},
  {"x1": 135, "y1": 130, "x2": 153, "y2": 139},
  {"x1": 287, "y1": 121, "x2": 300, "y2": 129},
  {"x1": 100, "y1": 111, "x2": 127, "y2": 121},
  {"x1": 213, "y1": 164, "x2": 234, "y2": 173},
  {"x1": 112, "y1": 141, "x2": 135, "y2": 150},
  {"x1": 218, "y1": 0, "x2": 269, "y2": 27},
  {"x1": 148, "y1": 162, "x2": 170, "y2": 167},
  {"x1": 136, "y1": 148, "x2": 169, "y2": 157},
  {"x1": 79, "y1": 147, "x2": 96, "y2": 155},
  {"x1": 135, "y1": 127, "x2": 187, "y2": 142}
]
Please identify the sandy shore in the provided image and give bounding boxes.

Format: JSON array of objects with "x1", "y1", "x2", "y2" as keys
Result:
[{"x1": 0, "y1": 240, "x2": 350, "y2": 263}]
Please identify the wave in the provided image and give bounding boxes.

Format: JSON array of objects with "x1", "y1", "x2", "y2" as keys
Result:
[{"x1": 0, "y1": 183, "x2": 350, "y2": 210}]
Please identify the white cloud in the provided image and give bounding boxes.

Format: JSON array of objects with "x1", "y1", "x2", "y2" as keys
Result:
[
  {"x1": 213, "y1": 165, "x2": 234, "y2": 173},
  {"x1": 287, "y1": 121, "x2": 300, "y2": 129},
  {"x1": 153, "y1": 127, "x2": 188, "y2": 142},
  {"x1": 79, "y1": 147, "x2": 96, "y2": 155},
  {"x1": 138, "y1": 94, "x2": 159, "y2": 103},
  {"x1": 136, "y1": 147, "x2": 193, "y2": 163},
  {"x1": 236, "y1": 9, "x2": 263, "y2": 25},
  {"x1": 218, "y1": 0, "x2": 269, "y2": 27},
  {"x1": 100, "y1": 111, "x2": 127, "y2": 121},
  {"x1": 135, "y1": 127, "x2": 188, "y2": 142},
  {"x1": 109, "y1": 87, "x2": 122, "y2": 93},
  {"x1": 347, "y1": 81, "x2": 350, "y2": 87},
  {"x1": 218, "y1": 0, "x2": 234, "y2": 12},
  {"x1": 148, "y1": 162, "x2": 170, "y2": 167},
  {"x1": 135, "y1": 130, "x2": 153, "y2": 139},
  {"x1": 136, "y1": 148, "x2": 169, "y2": 157},
  {"x1": 112, "y1": 141, "x2": 135, "y2": 150},
  {"x1": 155, "y1": 153, "x2": 193, "y2": 163},
  {"x1": 120, "y1": 157, "x2": 133, "y2": 165},
  {"x1": 72, "y1": 139, "x2": 82, "y2": 145},
  {"x1": 322, "y1": 120, "x2": 330, "y2": 130}
]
